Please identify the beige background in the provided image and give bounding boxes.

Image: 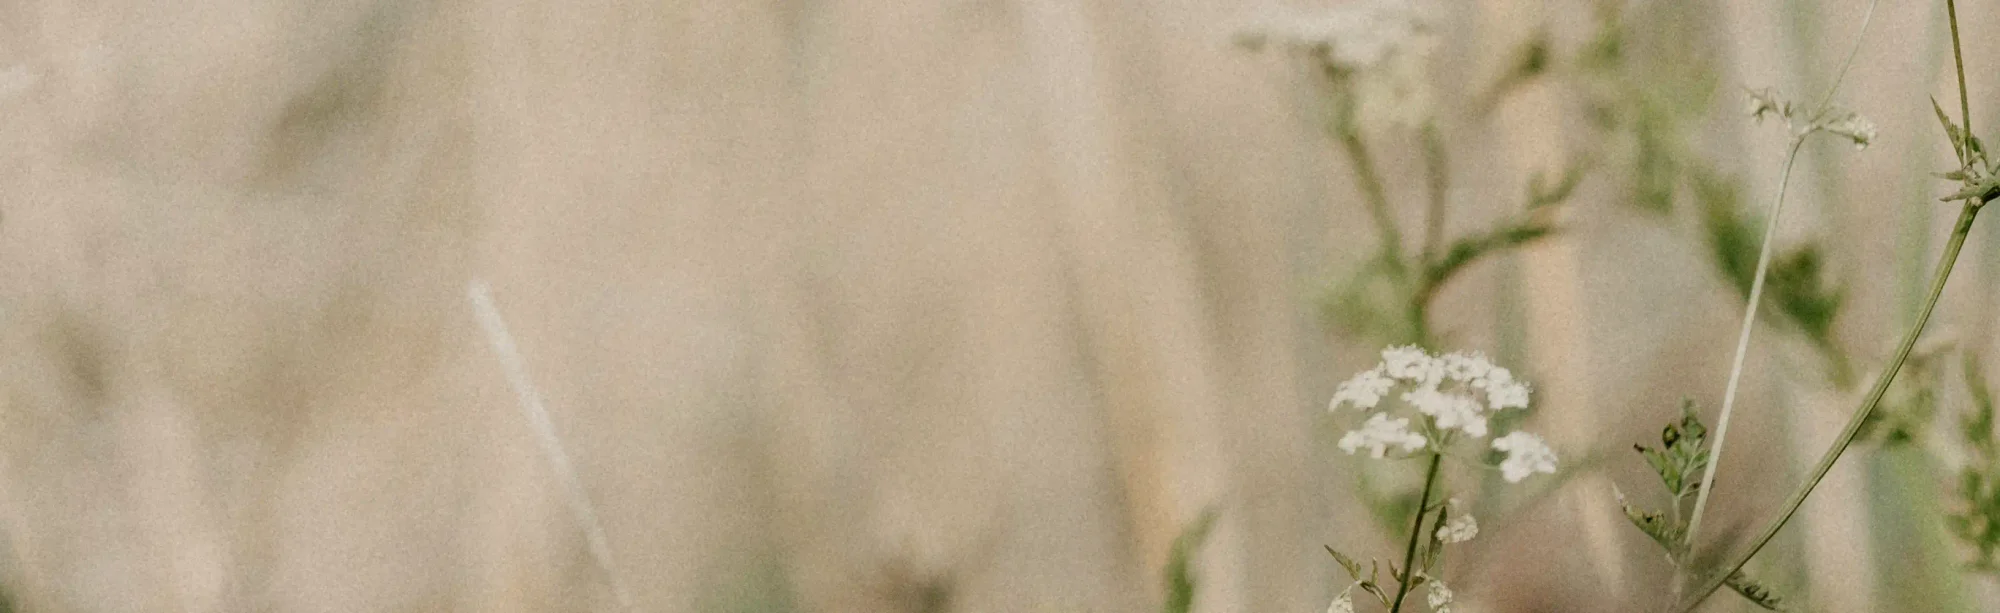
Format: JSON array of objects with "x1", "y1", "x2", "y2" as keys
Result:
[{"x1": 0, "y1": 1, "x2": 1995, "y2": 611}]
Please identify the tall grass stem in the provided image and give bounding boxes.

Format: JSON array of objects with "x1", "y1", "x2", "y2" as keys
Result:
[{"x1": 469, "y1": 280, "x2": 636, "y2": 612}]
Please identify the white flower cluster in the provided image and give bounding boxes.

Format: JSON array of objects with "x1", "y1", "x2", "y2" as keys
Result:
[
  {"x1": 1331, "y1": 345, "x2": 1556, "y2": 482},
  {"x1": 1745, "y1": 86, "x2": 1876, "y2": 150},
  {"x1": 1823, "y1": 113, "x2": 1877, "y2": 150},
  {"x1": 1435, "y1": 512, "x2": 1478, "y2": 544},
  {"x1": 1325, "y1": 584, "x2": 1355, "y2": 613},
  {"x1": 1232, "y1": 0, "x2": 1438, "y2": 130},
  {"x1": 1426, "y1": 577, "x2": 1455, "y2": 613}
]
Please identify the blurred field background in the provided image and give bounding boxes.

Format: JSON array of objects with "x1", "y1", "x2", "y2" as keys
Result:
[{"x1": 4, "y1": 0, "x2": 2000, "y2": 611}]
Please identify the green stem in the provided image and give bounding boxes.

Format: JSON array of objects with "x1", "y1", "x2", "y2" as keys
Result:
[
  {"x1": 1685, "y1": 135, "x2": 1808, "y2": 546},
  {"x1": 1948, "y1": 0, "x2": 1971, "y2": 146},
  {"x1": 1390, "y1": 452, "x2": 1444, "y2": 613},
  {"x1": 1678, "y1": 202, "x2": 1983, "y2": 613},
  {"x1": 1421, "y1": 123, "x2": 1449, "y2": 266},
  {"x1": 1336, "y1": 118, "x2": 1405, "y2": 267}
]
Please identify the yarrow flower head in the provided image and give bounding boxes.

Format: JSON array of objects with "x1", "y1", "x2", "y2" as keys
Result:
[
  {"x1": 1338, "y1": 413, "x2": 1427, "y2": 458},
  {"x1": 1491, "y1": 431, "x2": 1559, "y2": 483},
  {"x1": 1330, "y1": 345, "x2": 1556, "y2": 481},
  {"x1": 1231, "y1": 0, "x2": 1439, "y2": 130},
  {"x1": 1435, "y1": 512, "x2": 1478, "y2": 544},
  {"x1": 1425, "y1": 577, "x2": 1455, "y2": 613},
  {"x1": 1329, "y1": 367, "x2": 1395, "y2": 410}
]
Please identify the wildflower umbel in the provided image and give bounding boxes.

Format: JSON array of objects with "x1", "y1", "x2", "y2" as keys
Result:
[
  {"x1": 1745, "y1": 86, "x2": 1877, "y2": 150},
  {"x1": 1491, "y1": 431, "x2": 1558, "y2": 483},
  {"x1": 1425, "y1": 577, "x2": 1455, "y2": 613},
  {"x1": 1338, "y1": 413, "x2": 1427, "y2": 458},
  {"x1": 1435, "y1": 512, "x2": 1478, "y2": 544},
  {"x1": 1330, "y1": 345, "x2": 1555, "y2": 482},
  {"x1": 1326, "y1": 583, "x2": 1357, "y2": 613},
  {"x1": 1232, "y1": 0, "x2": 1439, "y2": 130}
]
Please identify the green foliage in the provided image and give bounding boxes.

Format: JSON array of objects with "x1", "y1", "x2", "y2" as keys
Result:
[
  {"x1": 1947, "y1": 357, "x2": 2000, "y2": 572},
  {"x1": 1635, "y1": 400, "x2": 1710, "y2": 506},
  {"x1": 1695, "y1": 170, "x2": 1848, "y2": 374},
  {"x1": 1858, "y1": 340, "x2": 1952, "y2": 446},
  {"x1": 1324, "y1": 544, "x2": 1394, "y2": 606},
  {"x1": 1619, "y1": 401, "x2": 1788, "y2": 611},
  {"x1": 1162, "y1": 508, "x2": 1218, "y2": 613},
  {"x1": 1323, "y1": 253, "x2": 1421, "y2": 346}
]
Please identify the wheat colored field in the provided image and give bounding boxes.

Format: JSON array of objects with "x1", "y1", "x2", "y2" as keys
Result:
[{"x1": 3, "y1": 1, "x2": 2000, "y2": 612}]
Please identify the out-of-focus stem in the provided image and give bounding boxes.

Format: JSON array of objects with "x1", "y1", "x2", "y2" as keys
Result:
[
  {"x1": 1334, "y1": 111, "x2": 1404, "y2": 267},
  {"x1": 1420, "y1": 123, "x2": 1449, "y2": 266},
  {"x1": 1678, "y1": 202, "x2": 1984, "y2": 613}
]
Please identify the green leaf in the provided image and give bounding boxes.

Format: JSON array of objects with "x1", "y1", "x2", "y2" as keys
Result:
[
  {"x1": 1161, "y1": 508, "x2": 1218, "y2": 613},
  {"x1": 1619, "y1": 499, "x2": 1684, "y2": 555},
  {"x1": 1935, "y1": 96, "x2": 1968, "y2": 157},
  {"x1": 1325, "y1": 545, "x2": 1363, "y2": 582},
  {"x1": 1724, "y1": 570, "x2": 1788, "y2": 611}
]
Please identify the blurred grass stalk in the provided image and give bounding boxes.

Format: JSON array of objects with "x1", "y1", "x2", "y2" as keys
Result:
[
  {"x1": 1479, "y1": 0, "x2": 1630, "y2": 599},
  {"x1": 469, "y1": 280, "x2": 635, "y2": 612}
]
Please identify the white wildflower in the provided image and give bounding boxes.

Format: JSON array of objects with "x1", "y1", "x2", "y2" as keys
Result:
[
  {"x1": 1339, "y1": 413, "x2": 1427, "y2": 458},
  {"x1": 1482, "y1": 377, "x2": 1531, "y2": 412},
  {"x1": 1330, "y1": 367, "x2": 1396, "y2": 411},
  {"x1": 1233, "y1": 1, "x2": 1438, "y2": 130},
  {"x1": 1426, "y1": 577, "x2": 1455, "y2": 612},
  {"x1": 1325, "y1": 583, "x2": 1356, "y2": 613},
  {"x1": 1439, "y1": 351, "x2": 1494, "y2": 384},
  {"x1": 1404, "y1": 387, "x2": 1487, "y2": 438},
  {"x1": 1824, "y1": 112, "x2": 1877, "y2": 150},
  {"x1": 1491, "y1": 431, "x2": 1558, "y2": 482},
  {"x1": 1381, "y1": 345, "x2": 1440, "y2": 383},
  {"x1": 1435, "y1": 513, "x2": 1478, "y2": 544}
]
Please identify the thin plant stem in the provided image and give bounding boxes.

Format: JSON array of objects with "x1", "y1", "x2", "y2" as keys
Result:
[
  {"x1": 1948, "y1": 0, "x2": 1971, "y2": 146},
  {"x1": 1683, "y1": 0, "x2": 1880, "y2": 552},
  {"x1": 469, "y1": 280, "x2": 635, "y2": 612},
  {"x1": 1389, "y1": 452, "x2": 1444, "y2": 613},
  {"x1": 1811, "y1": 0, "x2": 1879, "y2": 114},
  {"x1": 1421, "y1": 122, "x2": 1449, "y2": 266},
  {"x1": 1678, "y1": 202, "x2": 1984, "y2": 613},
  {"x1": 1335, "y1": 119, "x2": 1405, "y2": 267},
  {"x1": 1684, "y1": 136, "x2": 1806, "y2": 545}
]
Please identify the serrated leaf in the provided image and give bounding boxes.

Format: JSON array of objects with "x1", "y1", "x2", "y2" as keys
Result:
[
  {"x1": 1620, "y1": 501, "x2": 1685, "y2": 555},
  {"x1": 1325, "y1": 545, "x2": 1362, "y2": 581},
  {"x1": 1935, "y1": 96, "x2": 1968, "y2": 157},
  {"x1": 1724, "y1": 570, "x2": 1788, "y2": 611}
]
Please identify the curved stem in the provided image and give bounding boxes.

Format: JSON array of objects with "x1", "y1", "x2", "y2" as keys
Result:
[
  {"x1": 1678, "y1": 202, "x2": 1982, "y2": 613},
  {"x1": 1389, "y1": 452, "x2": 1445, "y2": 613},
  {"x1": 1685, "y1": 135, "x2": 1808, "y2": 545}
]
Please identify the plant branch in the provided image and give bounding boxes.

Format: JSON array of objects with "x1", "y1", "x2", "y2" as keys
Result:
[{"x1": 1677, "y1": 201, "x2": 1984, "y2": 613}]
